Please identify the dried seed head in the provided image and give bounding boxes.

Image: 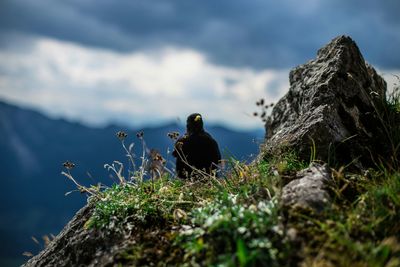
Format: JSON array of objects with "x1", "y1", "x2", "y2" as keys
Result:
[
  {"x1": 63, "y1": 161, "x2": 75, "y2": 170},
  {"x1": 167, "y1": 131, "x2": 180, "y2": 140},
  {"x1": 23, "y1": 252, "x2": 34, "y2": 257},
  {"x1": 136, "y1": 131, "x2": 144, "y2": 138},
  {"x1": 116, "y1": 131, "x2": 128, "y2": 140},
  {"x1": 253, "y1": 112, "x2": 258, "y2": 117},
  {"x1": 176, "y1": 141, "x2": 184, "y2": 149},
  {"x1": 173, "y1": 208, "x2": 187, "y2": 221},
  {"x1": 152, "y1": 153, "x2": 166, "y2": 164},
  {"x1": 260, "y1": 99, "x2": 264, "y2": 105}
]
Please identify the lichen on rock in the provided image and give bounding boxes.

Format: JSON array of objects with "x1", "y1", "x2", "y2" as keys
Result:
[{"x1": 281, "y1": 163, "x2": 331, "y2": 212}]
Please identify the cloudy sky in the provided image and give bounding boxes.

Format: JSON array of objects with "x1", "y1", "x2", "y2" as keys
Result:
[{"x1": 0, "y1": 0, "x2": 399, "y2": 129}]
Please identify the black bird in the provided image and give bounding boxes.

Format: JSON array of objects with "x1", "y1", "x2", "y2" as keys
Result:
[{"x1": 173, "y1": 113, "x2": 221, "y2": 179}]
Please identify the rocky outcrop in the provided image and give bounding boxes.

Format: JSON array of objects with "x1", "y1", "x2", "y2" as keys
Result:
[
  {"x1": 265, "y1": 35, "x2": 388, "y2": 168},
  {"x1": 22, "y1": 204, "x2": 133, "y2": 267},
  {"x1": 281, "y1": 163, "x2": 331, "y2": 212}
]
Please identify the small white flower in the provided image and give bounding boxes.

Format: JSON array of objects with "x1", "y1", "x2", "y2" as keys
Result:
[
  {"x1": 204, "y1": 213, "x2": 222, "y2": 227},
  {"x1": 238, "y1": 206, "x2": 245, "y2": 218},
  {"x1": 159, "y1": 186, "x2": 169, "y2": 194},
  {"x1": 249, "y1": 204, "x2": 257, "y2": 211},
  {"x1": 272, "y1": 225, "x2": 283, "y2": 235},
  {"x1": 238, "y1": 226, "x2": 247, "y2": 234},
  {"x1": 229, "y1": 193, "x2": 238, "y2": 205},
  {"x1": 181, "y1": 228, "x2": 194, "y2": 235}
]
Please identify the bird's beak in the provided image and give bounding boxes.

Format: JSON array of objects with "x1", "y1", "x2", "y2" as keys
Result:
[{"x1": 194, "y1": 115, "x2": 201, "y2": 122}]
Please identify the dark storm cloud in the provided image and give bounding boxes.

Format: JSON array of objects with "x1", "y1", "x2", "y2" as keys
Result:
[{"x1": 1, "y1": 0, "x2": 400, "y2": 69}]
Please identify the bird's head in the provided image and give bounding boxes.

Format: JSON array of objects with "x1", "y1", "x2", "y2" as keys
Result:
[{"x1": 186, "y1": 113, "x2": 204, "y2": 134}]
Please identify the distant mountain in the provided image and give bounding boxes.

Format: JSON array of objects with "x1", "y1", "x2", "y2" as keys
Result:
[{"x1": 0, "y1": 100, "x2": 263, "y2": 266}]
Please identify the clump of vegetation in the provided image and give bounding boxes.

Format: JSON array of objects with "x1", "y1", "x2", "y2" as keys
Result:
[
  {"x1": 175, "y1": 193, "x2": 288, "y2": 266},
  {"x1": 383, "y1": 76, "x2": 400, "y2": 170},
  {"x1": 367, "y1": 75, "x2": 400, "y2": 171},
  {"x1": 63, "y1": 133, "x2": 298, "y2": 266},
  {"x1": 286, "y1": 169, "x2": 400, "y2": 267}
]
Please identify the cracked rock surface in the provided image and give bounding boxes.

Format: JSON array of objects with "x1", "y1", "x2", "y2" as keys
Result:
[
  {"x1": 22, "y1": 204, "x2": 132, "y2": 267},
  {"x1": 265, "y1": 35, "x2": 388, "y2": 168},
  {"x1": 281, "y1": 163, "x2": 331, "y2": 212}
]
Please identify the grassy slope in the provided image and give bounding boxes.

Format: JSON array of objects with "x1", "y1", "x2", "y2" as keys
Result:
[{"x1": 64, "y1": 150, "x2": 398, "y2": 267}]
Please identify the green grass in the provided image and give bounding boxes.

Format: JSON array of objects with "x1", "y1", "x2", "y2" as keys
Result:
[
  {"x1": 286, "y1": 169, "x2": 400, "y2": 267},
  {"x1": 66, "y1": 147, "x2": 400, "y2": 266},
  {"x1": 175, "y1": 193, "x2": 288, "y2": 266},
  {"x1": 75, "y1": 158, "x2": 296, "y2": 266},
  {"x1": 372, "y1": 76, "x2": 400, "y2": 171},
  {"x1": 85, "y1": 178, "x2": 194, "y2": 229}
]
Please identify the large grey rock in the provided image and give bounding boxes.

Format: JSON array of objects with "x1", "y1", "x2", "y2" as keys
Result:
[
  {"x1": 265, "y1": 36, "x2": 388, "y2": 168},
  {"x1": 281, "y1": 163, "x2": 331, "y2": 212}
]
